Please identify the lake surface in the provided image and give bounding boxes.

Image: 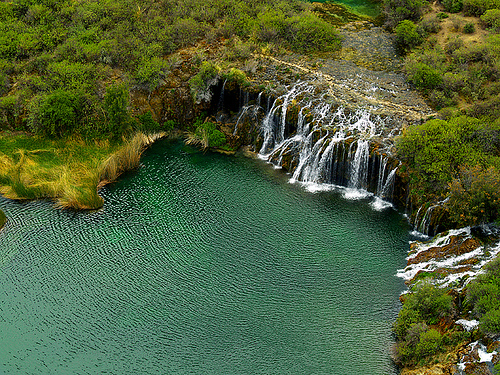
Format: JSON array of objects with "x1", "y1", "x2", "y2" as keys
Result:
[
  {"x1": 0, "y1": 140, "x2": 409, "y2": 374},
  {"x1": 308, "y1": 0, "x2": 381, "y2": 18}
]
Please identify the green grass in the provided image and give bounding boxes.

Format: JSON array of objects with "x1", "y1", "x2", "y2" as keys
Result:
[{"x1": 0, "y1": 132, "x2": 163, "y2": 209}]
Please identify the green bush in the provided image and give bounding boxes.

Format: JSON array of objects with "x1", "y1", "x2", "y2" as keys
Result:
[
  {"x1": 396, "y1": 20, "x2": 424, "y2": 51},
  {"x1": 407, "y1": 62, "x2": 443, "y2": 90},
  {"x1": 405, "y1": 283, "x2": 453, "y2": 325},
  {"x1": 415, "y1": 328, "x2": 443, "y2": 358},
  {"x1": 195, "y1": 121, "x2": 226, "y2": 148},
  {"x1": 463, "y1": 0, "x2": 500, "y2": 16},
  {"x1": 29, "y1": 90, "x2": 81, "y2": 137},
  {"x1": 467, "y1": 257, "x2": 500, "y2": 335},
  {"x1": 396, "y1": 116, "x2": 492, "y2": 196},
  {"x1": 481, "y1": 9, "x2": 500, "y2": 31},
  {"x1": 420, "y1": 17, "x2": 442, "y2": 33},
  {"x1": 443, "y1": 0, "x2": 463, "y2": 12},
  {"x1": 135, "y1": 56, "x2": 169, "y2": 91},
  {"x1": 464, "y1": 22, "x2": 476, "y2": 33},
  {"x1": 103, "y1": 83, "x2": 131, "y2": 138},
  {"x1": 189, "y1": 61, "x2": 220, "y2": 101},
  {"x1": 383, "y1": 0, "x2": 428, "y2": 29},
  {"x1": 447, "y1": 165, "x2": 500, "y2": 226}
]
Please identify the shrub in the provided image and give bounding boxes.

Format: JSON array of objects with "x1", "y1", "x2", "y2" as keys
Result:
[
  {"x1": 383, "y1": 0, "x2": 428, "y2": 29},
  {"x1": 135, "y1": 56, "x2": 169, "y2": 91},
  {"x1": 463, "y1": 0, "x2": 500, "y2": 16},
  {"x1": 189, "y1": 61, "x2": 220, "y2": 102},
  {"x1": 396, "y1": 116, "x2": 493, "y2": 198},
  {"x1": 415, "y1": 329, "x2": 443, "y2": 358},
  {"x1": 405, "y1": 283, "x2": 454, "y2": 325},
  {"x1": 407, "y1": 63, "x2": 443, "y2": 90},
  {"x1": 103, "y1": 83, "x2": 131, "y2": 138},
  {"x1": 395, "y1": 20, "x2": 424, "y2": 51},
  {"x1": 443, "y1": 0, "x2": 464, "y2": 12},
  {"x1": 464, "y1": 22, "x2": 476, "y2": 33},
  {"x1": 447, "y1": 165, "x2": 500, "y2": 226},
  {"x1": 420, "y1": 17, "x2": 442, "y2": 33},
  {"x1": 467, "y1": 257, "x2": 500, "y2": 335},
  {"x1": 29, "y1": 90, "x2": 81, "y2": 137},
  {"x1": 481, "y1": 9, "x2": 500, "y2": 31}
]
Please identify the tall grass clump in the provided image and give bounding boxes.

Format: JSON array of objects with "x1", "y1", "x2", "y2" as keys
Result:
[{"x1": 99, "y1": 132, "x2": 165, "y2": 183}]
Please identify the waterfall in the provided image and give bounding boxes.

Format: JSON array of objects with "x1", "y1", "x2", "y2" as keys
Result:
[
  {"x1": 348, "y1": 140, "x2": 370, "y2": 190},
  {"x1": 412, "y1": 198, "x2": 450, "y2": 236},
  {"x1": 229, "y1": 82, "x2": 402, "y2": 207}
]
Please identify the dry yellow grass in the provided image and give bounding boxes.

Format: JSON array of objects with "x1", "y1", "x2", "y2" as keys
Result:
[{"x1": 0, "y1": 132, "x2": 166, "y2": 210}]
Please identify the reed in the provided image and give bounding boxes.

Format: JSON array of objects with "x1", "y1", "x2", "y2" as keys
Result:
[
  {"x1": 99, "y1": 132, "x2": 166, "y2": 183},
  {"x1": 0, "y1": 132, "x2": 165, "y2": 209}
]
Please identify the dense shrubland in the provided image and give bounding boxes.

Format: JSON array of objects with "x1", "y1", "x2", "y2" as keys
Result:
[
  {"x1": 385, "y1": 0, "x2": 500, "y2": 228},
  {"x1": 0, "y1": 0, "x2": 340, "y2": 140}
]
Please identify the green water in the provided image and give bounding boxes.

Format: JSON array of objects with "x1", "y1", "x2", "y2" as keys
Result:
[
  {"x1": 0, "y1": 140, "x2": 408, "y2": 374},
  {"x1": 310, "y1": 0, "x2": 381, "y2": 18}
]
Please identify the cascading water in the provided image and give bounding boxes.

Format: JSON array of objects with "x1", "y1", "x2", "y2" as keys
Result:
[{"x1": 233, "y1": 82, "x2": 401, "y2": 207}]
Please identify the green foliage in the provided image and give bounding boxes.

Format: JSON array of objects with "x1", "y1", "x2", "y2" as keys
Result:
[
  {"x1": 28, "y1": 90, "x2": 81, "y2": 137},
  {"x1": 467, "y1": 257, "x2": 500, "y2": 335},
  {"x1": 103, "y1": 83, "x2": 131, "y2": 138},
  {"x1": 383, "y1": 0, "x2": 428, "y2": 29},
  {"x1": 397, "y1": 115, "x2": 500, "y2": 224},
  {"x1": 137, "y1": 111, "x2": 160, "y2": 132},
  {"x1": 221, "y1": 68, "x2": 248, "y2": 86},
  {"x1": 407, "y1": 62, "x2": 443, "y2": 89},
  {"x1": 463, "y1": 22, "x2": 475, "y2": 33},
  {"x1": 405, "y1": 283, "x2": 454, "y2": 325},
  {"x1": 189, "y1": 61, "x2": 220, "y2": 101},
  {"x1": 437, "y1": 12, "x2": 450, "y2": 18},
  {"x1": 463, "y1": 0, "x2": 500, "y2": 16},
  {"x1": 393, "y1": 284, "x2": 453, "y2": 366},
  {"x1": 481, "y1": 9, "x2": 500, "y2": 31},
  {"x1": 447, "y1": 166, "x2": 500, "y2": 226},
  {"x1": 195, "y1": 121, "x2": 226, "y2": 148},
  {"x1": 0, "y1": 0, "x2": 343, "y2": 140},
  {"x1": 135, "y1": 57, "x2": 169, "y2": 91},
  {"x1": 395, "y1": 20, "x2": 424, "y2": 51},
  {"x1": 443, "y1": 0, "x2": 463, "y2": 12}
]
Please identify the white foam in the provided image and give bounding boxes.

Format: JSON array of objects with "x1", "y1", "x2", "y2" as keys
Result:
[
  {"x1": 408, "y1": 227, "x2": 472, "y2": 261},
  {"x1": 456, "y1": 319, "x2": 479, "y2": 332},
  {"x1": 343, "y1": 188, "x2": 370, "y2": 200},
  {"x1": 397, "y1": 233, "x2": 500, "y2": 288},
  {"x1": 370, "y1": 197, "x2": 393, "y2": 211}
]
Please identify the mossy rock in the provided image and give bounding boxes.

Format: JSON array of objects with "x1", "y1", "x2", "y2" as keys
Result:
[{"x1": 0, "y1": 209, "x2": 6, "y2": 229}]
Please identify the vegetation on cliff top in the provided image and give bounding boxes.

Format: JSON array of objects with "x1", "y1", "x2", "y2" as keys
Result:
[
  {"x1": 386, "y1": 0, "x2": 500, "y2": 229},
  {"x1": 0, "y1": 0, "x2": 340, "y2": 138}
]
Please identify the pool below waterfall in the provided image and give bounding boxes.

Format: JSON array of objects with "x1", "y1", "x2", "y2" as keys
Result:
[{"x1": 0, "y1": 140, "x2": 409, "y2": 374}]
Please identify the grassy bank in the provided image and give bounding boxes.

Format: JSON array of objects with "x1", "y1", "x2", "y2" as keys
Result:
[{"x1": 0, "y1": 131, "x2": 165, "y2": 209}]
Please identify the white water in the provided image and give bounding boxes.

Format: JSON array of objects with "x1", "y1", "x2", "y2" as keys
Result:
[
  {"x1": 397, "y1": 227, "x2": 500, "y2": 288},
  {"x1": 235, "y1": 82, "x2": 400, "y2": 207}
]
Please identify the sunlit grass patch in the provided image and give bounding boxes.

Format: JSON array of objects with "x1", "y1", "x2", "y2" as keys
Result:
[{"x1": 0, "y1": 132, "x2": 164, "y2": 209}]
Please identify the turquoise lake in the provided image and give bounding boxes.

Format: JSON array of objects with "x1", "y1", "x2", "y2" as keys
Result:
[{"x1": 0, "y1": 140, "x2": 409, "y2": 374}]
